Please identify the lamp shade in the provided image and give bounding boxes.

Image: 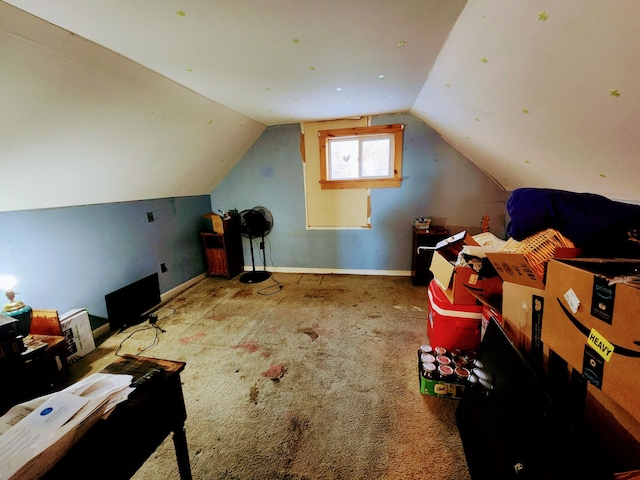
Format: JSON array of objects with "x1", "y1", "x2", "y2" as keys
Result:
[{"x1": 0, "y1": 275, "x2": 17, "y2": 292}]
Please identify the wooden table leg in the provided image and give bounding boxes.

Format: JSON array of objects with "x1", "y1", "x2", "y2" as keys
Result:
[{"x1": 173, "y1": 425, "x2": 192, "y2": 480}]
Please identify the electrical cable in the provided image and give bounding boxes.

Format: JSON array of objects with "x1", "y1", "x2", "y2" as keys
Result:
[
  {"x1": 114, "y1": 323, "x2": 165, "y2": 357},
  {"x1": 112, "y1": 296, "x2": 178, "y2": 357},
  {"x1": 257, "y1": 236, "x2": 283, "y2": 296},
  {"x1": 152, "y1": 306, "x2": 176, "y2": 322}
]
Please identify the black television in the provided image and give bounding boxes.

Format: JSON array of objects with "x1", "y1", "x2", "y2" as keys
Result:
[{"x1": 105, "y1": 273, "x2": 162, "y2": 332}]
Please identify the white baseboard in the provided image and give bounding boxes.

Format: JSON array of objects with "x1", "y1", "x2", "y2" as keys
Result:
[
  {"x1": 93, "y1": 322, "x2": 111, "y2": 339},
  {"x1": 92, "y1": 268, "x2": 410, "y2": 337},
  {"x1": 160, "y1": 273, "x2": 207, "y2": 303},
  {"x1": 243, "y1": 265, "x2": 411, "y2": 277},
  {"x1": 92, "y1": 273, "x2": 208, "y2": 338}
]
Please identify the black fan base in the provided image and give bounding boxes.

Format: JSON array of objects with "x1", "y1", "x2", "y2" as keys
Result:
[{"x1": 239, "y1": 270, "x2": 271, "y2": 284}]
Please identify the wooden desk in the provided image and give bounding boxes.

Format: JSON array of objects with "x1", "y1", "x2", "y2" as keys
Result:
[{"x1": 42, "y1": 354, "x2": 191, "y2": 480}]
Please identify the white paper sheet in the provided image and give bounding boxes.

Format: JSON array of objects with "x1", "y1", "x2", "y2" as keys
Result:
[{"x1": 0, "y1": 373, "x2": 133, "y2": 479}]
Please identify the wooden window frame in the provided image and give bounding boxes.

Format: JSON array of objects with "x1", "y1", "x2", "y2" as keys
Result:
[{"x1": 318, "y1": 124, "x2": 404, "y2": 190}]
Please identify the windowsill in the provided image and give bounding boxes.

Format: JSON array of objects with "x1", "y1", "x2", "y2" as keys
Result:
[{"x1": 319, "y1": 178, "x2": 403, "y2": 190}]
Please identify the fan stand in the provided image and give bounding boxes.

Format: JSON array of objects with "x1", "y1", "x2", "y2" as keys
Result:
[{"x1": 239, "y1": 235, "x2": 271, "y2": 284}]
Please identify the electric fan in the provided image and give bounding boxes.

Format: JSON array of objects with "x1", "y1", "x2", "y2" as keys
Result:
[{"x1": 238, "y1": 206, "x2": 274, "y2": 284}]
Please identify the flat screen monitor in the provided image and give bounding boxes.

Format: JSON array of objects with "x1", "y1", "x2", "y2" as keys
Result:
[{"x1": 105, "y1": 273, "x2": 161, "y2": 332}]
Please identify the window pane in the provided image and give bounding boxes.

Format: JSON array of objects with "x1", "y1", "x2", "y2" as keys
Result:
[
  {"x1": 329, "y1": 139, "x2": 359, "y2": 179},
  {"x1": 361, "y1": 138, "x2": 391, "y2": 177}
]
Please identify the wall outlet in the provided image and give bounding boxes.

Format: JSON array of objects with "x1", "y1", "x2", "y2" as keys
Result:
[
  {"x1": 147, "y1": 212, "x2": 154, "y2": 222},
  {"x1": 160, "y1": 263, "x2": 168, "y2": 273}
]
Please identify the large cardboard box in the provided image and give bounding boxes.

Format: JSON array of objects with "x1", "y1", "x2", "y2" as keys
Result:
[
  {"x1": 501, "y1": 282, "x2": 547, "y2": 370},
  {"x1": 586, "y1": 383, "x2": 640, "y2": 472},
  {"x1": 487, "y1": 247, "x2": 583, "y2": 289},
  {"x1": 59, "y1": 309, "x2": 96, "y2": 362},
  {"x1": 486, "y1": 252, "x2": 546, "y2": 289},
  {"x1": 430, "y1": 251, "x2": 487, "y2": 305},
  {"x1": 428, "y1": 231, "x2": 491, "y2": 305},
  {"x1": 542, "y1": 258, "x2": 640, "y2": 423},
  {"x1": 542, "y1": 355, "x2": 640, "y2": 472}
]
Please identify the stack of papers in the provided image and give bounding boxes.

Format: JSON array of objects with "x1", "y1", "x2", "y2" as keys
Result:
[{"x1": 0, "y1": 373, "x2": 132, "y2": 480}]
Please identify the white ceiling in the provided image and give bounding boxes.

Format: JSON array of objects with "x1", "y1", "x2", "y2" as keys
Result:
[
  {"x1": 3, "y1": 0, "x2": 640, "y2": 210},
  {"x1": 413, "y1": 0, "x2": 640, "y2": 203},
  {"x1": 3, "y1": 0, "x2": 466, "y2": 126}
]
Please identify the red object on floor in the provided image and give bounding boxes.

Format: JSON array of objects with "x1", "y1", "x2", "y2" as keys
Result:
[{"x1": 427, "y1": 280, "x2": 483, "y2": 351}]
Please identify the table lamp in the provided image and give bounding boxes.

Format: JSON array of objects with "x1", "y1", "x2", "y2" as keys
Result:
[{"x1": 0, "y1": 275, "x2": 33, "y2": 337}]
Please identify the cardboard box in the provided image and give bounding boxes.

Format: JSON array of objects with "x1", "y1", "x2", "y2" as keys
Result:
[
  {"x1": 542, "y1": 258, "x2": 640, "y2": 423},
  {"x1": 59, "y1": 309, "x2": 95, "y2": 362},
  {"x1": 486, "y1": 252, "x2": 545, "y2": 289},
  {"x1": 487, "y1": 247, "x2": 582, "y2": 289},
  {"x1": 203, "y1": 212, "x2": 225, "y2": 233},
  {"x1": 429, "y1": 231, "x2": 504, "y2": 305},
  {"x1": 542, "y1": 353, "x2": 640, "y2": 473},
  {"x1": 430, "y1": 252, "x2": 486, "y2": 305},
  {"x1": 586, "y1": 382, "x2": 640, "y2": 472},
  {"x1": 428, "y1": 231, "x2": 484, "y2": 305},
  {"x1": 414, "y1": 217, "x2": 431, "y2": 230},
  {"x1": 501, "y1": 282, "x2": 547, "y2": 370}
]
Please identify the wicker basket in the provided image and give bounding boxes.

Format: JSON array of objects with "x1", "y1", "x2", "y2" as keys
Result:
[{"x1": 497, "y1": 229, "x2": 575, "y2": 280}]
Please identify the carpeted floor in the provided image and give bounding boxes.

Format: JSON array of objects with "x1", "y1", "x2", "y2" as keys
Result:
[{"x1": 70, "y1": 273, "x2": 471, "y2": 480}]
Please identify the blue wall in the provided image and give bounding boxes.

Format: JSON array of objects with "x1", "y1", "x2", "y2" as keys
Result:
[
  {"x1": 0, "y1": 113, "x2": 508, "y2": 334},
  {"x1": 0, "y1": 196, "x2": 211, "y2": 329},
  {"x1": 211, "y1": 113, "x2": 508, "y2": 272}
]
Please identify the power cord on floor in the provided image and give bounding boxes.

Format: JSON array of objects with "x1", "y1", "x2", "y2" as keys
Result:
[
  {"x1": 257, "y1": 277, "x2": 283, "y2": 296},
  {"x1": 114, "y1": 321, "x2": 165, "y2": 357},
  {"x1": 256, "y1": 236, "x2": 283, "y2": 296}
]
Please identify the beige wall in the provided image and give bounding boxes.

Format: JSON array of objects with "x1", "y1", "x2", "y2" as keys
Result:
[{"x1": 302, "y1": 118, "x2": 370, "y2": 229}]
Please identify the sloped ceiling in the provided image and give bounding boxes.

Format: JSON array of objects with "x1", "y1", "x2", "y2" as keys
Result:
[
  {"x1": 0, "y1": 0, "x2": 466, "y2": 211},
  {"x1": 2, "y1": 0, "x2": 640, "y2": 212},
  {"x1": 413, "y1": 0, "x2": 640, "y2": 203},
  {"x1": 3, "y1": 0, "x2": 466, "y2": 126}
]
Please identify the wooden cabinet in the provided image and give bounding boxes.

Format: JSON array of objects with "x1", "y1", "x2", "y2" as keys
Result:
[
  {"x1": 411, "y1": 226, "x2": 450, "y2": 286},
  {"x1": 201, "y1": 219, "x2": 243, "y2": 279}
]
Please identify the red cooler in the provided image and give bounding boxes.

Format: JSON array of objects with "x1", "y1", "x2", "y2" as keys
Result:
[{"x1": 427, "y1": 280, "x2": 482, "y2": 351}]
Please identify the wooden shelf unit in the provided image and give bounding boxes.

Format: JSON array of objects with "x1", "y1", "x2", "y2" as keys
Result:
[
  {"x1": 411, "y1": 226, "x2": 450, "y2": 286},
  {"x1": 201, "y1": 218, "x2": 243, "y2": 279}
]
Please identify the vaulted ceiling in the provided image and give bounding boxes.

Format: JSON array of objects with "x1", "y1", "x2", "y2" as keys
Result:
[{"x1": 2, "y1": 0, "x2": 639, "y2": 211}]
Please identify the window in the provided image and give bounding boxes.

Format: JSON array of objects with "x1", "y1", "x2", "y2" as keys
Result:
[{"x1": 318, "y1": 124, "x2": 404, "y2": 189}]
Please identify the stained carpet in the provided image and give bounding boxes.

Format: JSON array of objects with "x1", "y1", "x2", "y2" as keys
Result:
[{"x1": 70, "y1": 273, "x2": 471, "y2": 480}]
